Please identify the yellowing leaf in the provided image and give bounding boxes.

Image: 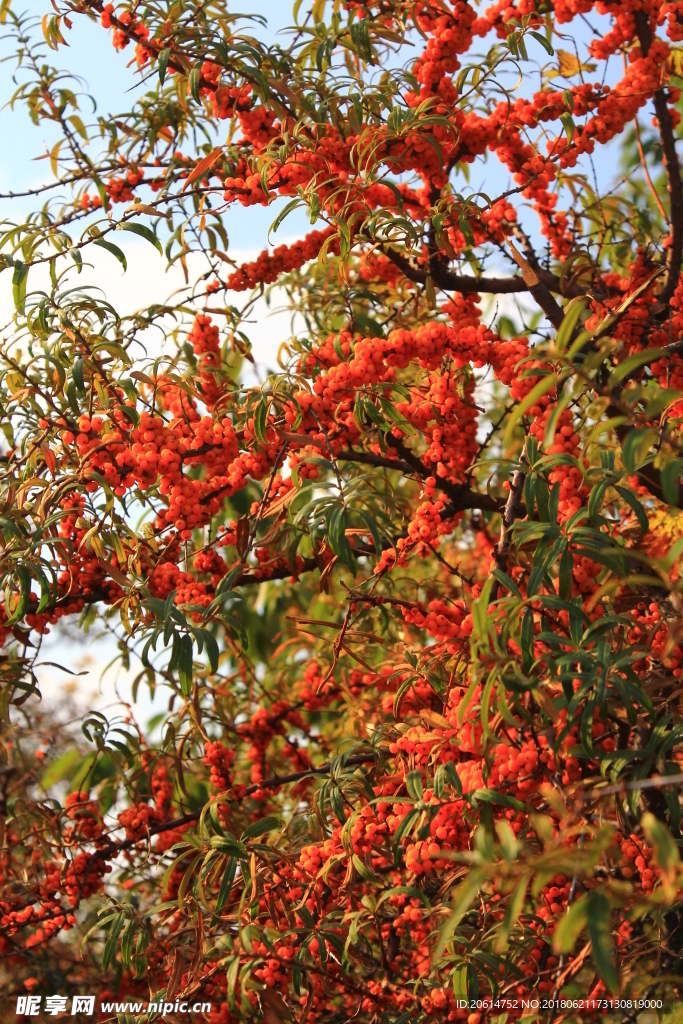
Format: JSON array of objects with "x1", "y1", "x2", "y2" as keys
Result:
[{"x1": 182, "y1": 146, "x2": 224, "y2": 192}]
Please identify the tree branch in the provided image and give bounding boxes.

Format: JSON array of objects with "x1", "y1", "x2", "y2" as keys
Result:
[
  {"x1": 635, "y1": 12, "x2": 683, "y2": 306},
  {"x1": 337, "y1": 444, "x2": 504, "y2": 512},
  {"x1": 381, "y1": 243, "x2": 576, "y2": 310},
  {"x1": 507, "y1": 242, "x2": 565, "y2": 329},
  {"x1": 489, "y1": 456, "x2": 527, "y2": 603},
  {"x1": 382, "y1": 245, "x2": 535, "y2": 294},
  {"x1": 94, "y1": 752, "x2": 377, "y2": 861}
]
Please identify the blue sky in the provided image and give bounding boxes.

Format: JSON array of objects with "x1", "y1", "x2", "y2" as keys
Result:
[
  {"x1": 0, "y1": 2, "x2": 309, "y2": 236},
  {"x1": 0, "y1": 3, "x2": 628, "y2": 269},
  {"x1": 0, "y1": 3, "x2": 312, "y2": 375}
]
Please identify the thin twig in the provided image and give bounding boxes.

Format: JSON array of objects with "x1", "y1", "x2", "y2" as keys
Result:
[{"x1": 93, "y1": 752, "x2": 377, "y2": 862}]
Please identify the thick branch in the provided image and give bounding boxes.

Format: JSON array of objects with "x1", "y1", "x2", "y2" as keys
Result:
[
  {"x1": 234, "y1": 556, "x2": 318, "y2": 586},
  {"x1": 383, "y1": 245, "x2": 537, "y2": 294},
  {"x1": 337, "y1": 443, "x2": 504, "y2": 513},
  {"x1": 635, "y1": 12, "x2": 683, "y2": 306},
  {"x1": 337, "y1": 448, "x2": 417, "y2": 478},
  {"x1": 382, "y1": 244, "x2": 575, "y2": 315},
  {"x1": 507, "y1": 242, "x2": 565, "y2": 329}
]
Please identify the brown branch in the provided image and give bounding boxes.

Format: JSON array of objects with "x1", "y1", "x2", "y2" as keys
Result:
[
  {"x1": 382, "y1": 245, "x2": 539, "y2": 295},
  {"x1": 380, "y1": 243, "x2": 579, "y2": 317},
  {"x1": 210, "y1": 556, "x2": 320, "y2": 590},
  {"x1": 635, "y1": 12, "x2": 683, "y2": 306},
  {"x1": 489, "y1": 456, "x2": 527, "y2": 603},
  {"x1": 338, "y1": 441, "x2": 504, "y2": 513},
  {"x1": 337, "y1": 447, "x2": 418, "y2": 479},
  {"x1": 507, "y1": 242, "x2": 565, "y2": 329}
]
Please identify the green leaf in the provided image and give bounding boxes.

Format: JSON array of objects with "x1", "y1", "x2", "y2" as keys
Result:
[
  {"x1": 560, "y1": 112, "x2": 575, "y2": 143},
  {"x1": 241, "y1": 816, "x2": 280, "y2": 841},
  {"x1": 530, "y1": 30, "x2": 554, "y2": 55},
  {"x1": 405, "y1": 770, "x2": 423, "y2": 801},
  {"x1": 69, "y1": 247, "x2": 83, "y2": 272},
  {"x1": 12, "y1": 260, "x2": 28, "y2": 315},
  {"x1": 354, "y1": 314, "x2": 385, "y2": 338},
  {"x1": 588, "y1": 479, "x2": 609, "y2": 521},
  {"x1": 614, "y1": 485, "x2": 649, "y2": 535},
  {"x1": 102, "y1": 912, "x2": 126, "y2": 970},
  {"x1": 352, "y1": 853, "x2": 376, "y2": 880},
  {"x1": 444, "y1": 761, "x2": 463, "y2": 796},
  {"x1": 268, "y1": 197, "x2": 303, "y2": 239},
  {"x1": 611, "y1": 349, "x2": 666, "y2": 386},
  {"x1": 330, "y1": 784, "x2": 346, "y2": 824},
  {"x1": 158, "y1": 47, "x2": 171, "y2": 85},
  {"x1": 621, "y1": 428, "x2": 656, "y2": 474},
  {"x1": 504, "y1": 371, "x2": 558, "y2": 444},
  {"x1": 6, "y1": 565, "x2": 31, "y2": 625},
  {"x1": 491, "y1": 569, "x2": 522, "y2": 599},
  {"x1": 80, "y1": 913, "x2": 119, "y2": 958},
  {"x1": 521, "y1": 607, "x2": 535, "y2": 673},
  {"x1": 214, "y1": 857, "x2": 237, "y2": 915},
  {"x1": 392, "y1": 808, "x2": 420, "y2": 848},
  {"x1": 41, "y1": 749, "x2": 82, "y2": 789},
  {"x1": 558, "y1": 546, "x2": 573, "y2": 600},
  {"x1": 554, "y1": 296, "x2": 588, "y2": 352},
  {"x1": 94, "y1": 237, "x2": 127, "y2": 271},
  {"x1": 435, "y1": 873, "x2": 483, "y2": 957},
  {"x1": 121, "y1": 222, "x2": 163, "y2": 255},
  {"x1": 189, "y1": 65, "x2": 201, "y2": 103},
  {"x1": 248, "y1": 66, "x2": 270, "y2": 101},
  {"x1": 641, "y1": 812, "x2": 680, "y2": 880},
  {"x1": 662, "y1": 458, "x2": 683, "y2": 506},
  {"x1": 459, "y1": 215, "x2": 475, "y2": 247},
  {"x1": 210, "y1": 836, "x2": 247, "y2": 857},
  {"x1": 121, "y1": 918, "x2": 135, "y2": 969},
  {"x1": 535, "y1": 477, "x2": 550, "y2": 521},
  {"x1": 253, "y1": 396, "x2": 268, "y2": 443},
  {"x1": 393, "y1": 677, "x2": 413, "y2": 720},
  {"x1": 549, "y1": 481, "x2": 560, "y2": 523},
  {"x1": 68, "y1": 114, "x2": 88, "y2": 141},
  {"x1": 553, "y1": 895, "x2": 589, "y2": 953},
  {"x1": 452, "y1": 963, "x2": 478, "y2": 1001},
  {"x1": 177, "y1": 634, "x2": 193, "y2": 696},
  {"x1": 495, "y1": 873, "x2": 529, "y2": 952},
  {"x1": 586, "y1": 892, "x2": 618, "y2": 994},
  {"x1": 425, "y1": 275, "x2": 436, "y2": 308}
]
